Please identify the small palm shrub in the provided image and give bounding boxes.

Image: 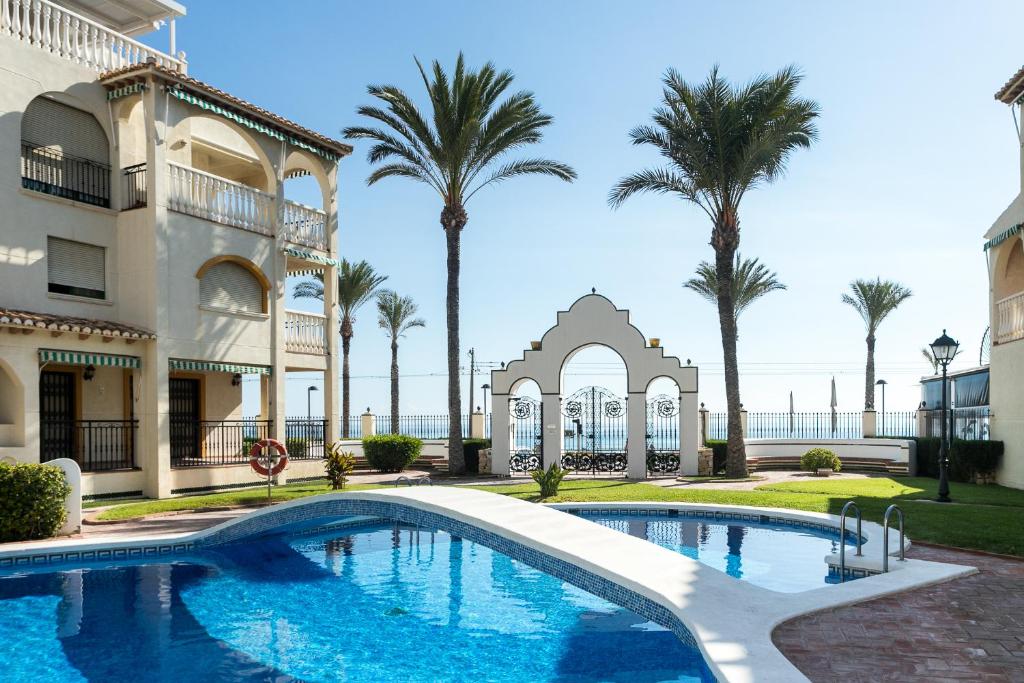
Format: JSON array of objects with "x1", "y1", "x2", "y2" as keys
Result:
[
  {"x1": 325, "y1": 442, "x2": 356, "y2": 489},
  {"x1": 362, "y1": 434, "x2": 422, "y2": 472},
  {"x1": 0, "y1": 462, "x2": 71, "y2": 542},
  {"x1": 531, "y1": 463, "x2": 567, "y2": 498},
  {"x1": 801, "y1": 448, "x2": 841, "y2": 473}
]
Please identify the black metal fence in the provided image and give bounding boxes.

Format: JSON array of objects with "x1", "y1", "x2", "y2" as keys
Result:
[
  {"x1": 920, "y1": 407, "x2": 991, "y2": 441},
  {"x1": 284, "y1": 418, "x2": 328, "y2": 460},
  {"x1": 40, "y1": 419, "x2": 137, "y2": 471},
  {"x1": 170, "y1": 419, "x2": 271, "y2": 467},
  {"x1": 21, "y1": 142, "x2": 110, "y2": 207},
  {"x1": 373, "y1": 414, "x2": 471, "y2": 439},
  {"x1": 122, "y1": 163, "x2": 146, "y2": 209},
  {"x1": 707, "y1": 411, "x2": 863, "y2": 439},
  {"x1": 877, "y1": 411, "x2": 919, "y2": 437}
]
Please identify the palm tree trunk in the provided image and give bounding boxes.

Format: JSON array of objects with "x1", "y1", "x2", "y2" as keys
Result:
[
  {"x1": 391, "y1": 337, "x2": 399, "y2": 434},
  {"x1": 341, "y1": 317, "x2": 353, "y2": 438},
  {"x1": 442, "y1": 204, "x2": 466, "y2": 473},
  {"x1": 865, "y1": 334, "x2": 876, "y2": 410},
  {"x1": 712, "y1": 208, "x2": 747, "y2": 478}
]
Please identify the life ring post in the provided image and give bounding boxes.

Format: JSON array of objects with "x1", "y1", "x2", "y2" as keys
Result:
[{"x1": 249, "y1": 438, "x2": 289, "y2": 502}]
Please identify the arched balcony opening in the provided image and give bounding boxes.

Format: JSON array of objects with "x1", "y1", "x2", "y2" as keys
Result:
[{"x1": 994, "y1": 237, "x2": 1024, "y2": 344}]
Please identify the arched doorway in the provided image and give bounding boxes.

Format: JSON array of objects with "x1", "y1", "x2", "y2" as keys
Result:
[
  {"x1": 490, "y1": 293, "x2": 699, "y2": 479},
  {"x1": 646, "y1": 377, "x2": 682, "y2": 475},
  {"x1": 560, "y1": 345, "x2": 628, "y2": 474},
  {"x1": 508, "y1": 378, "x2": 542, "y2": 473}
]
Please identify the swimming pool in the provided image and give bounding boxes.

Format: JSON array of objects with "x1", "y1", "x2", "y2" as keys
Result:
[
  {"x1": 0, "y1": 520, "x2": 715, "y2": 682},
  {"x1": 566, "y1": 508, "x2": 858, "y2": 592}
]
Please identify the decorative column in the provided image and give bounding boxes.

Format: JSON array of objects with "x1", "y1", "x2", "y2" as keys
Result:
[
  {"x1": 862, "y1": 410, "x2": 877, "y2": 438},
  {"x1": 626, "y1": 392, "x2": 647, "y2": 479},
  {"x1": 269, "y1": 146, "x2": 287, "y2": 447},
  {"x1": 540, "y1": 393, "x2": 562, "y2": 470},
  {"x1": 360, "y1": 409, "x2": 376, "y2": 438},
  {"x1": 699, "y1": 403, "x2": 709, "y2": 446},
  {"x1": 490, "y1": 395, "x2": 511, "y2": 475},
  {"x1": 679, "y1": 392, "x2": 699, "y2": 475},
  {"x1": 323, "y1": 163, "x2": 340, "y2": 445},
  {"x1": 739, "y1": 407, "x2": 748, "y2": 439}
]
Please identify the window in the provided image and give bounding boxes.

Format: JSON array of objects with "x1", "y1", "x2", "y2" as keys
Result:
[
  {"x1": 47, "y1": 237, "x2": 105, "y2": 300},
  {"x1": 199, "y1": 261, "x2": 265, "y2": 314},
  {"x1": 21, "y1": 96, "x2": 111, "y2": 207}
]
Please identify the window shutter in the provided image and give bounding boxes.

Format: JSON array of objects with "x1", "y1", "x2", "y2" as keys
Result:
[
  {"x1": 199, "y1": 262, "x2": 264, "y2": 313},
  {"x1": 47, "y1": 237, "x2": 106, "y2": 299},
  {"x1": 22, "y1": 97, "x2": 109, "y2": 164}
]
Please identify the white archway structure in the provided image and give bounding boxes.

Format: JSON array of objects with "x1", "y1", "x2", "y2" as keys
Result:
[{"x1": 490, "y1": 294, "x2": 699, "y2": 478}]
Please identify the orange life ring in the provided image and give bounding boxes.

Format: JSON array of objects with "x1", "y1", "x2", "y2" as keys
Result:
[{"x1": 249, "y1": 438, "x2": 288, "y2": 476}]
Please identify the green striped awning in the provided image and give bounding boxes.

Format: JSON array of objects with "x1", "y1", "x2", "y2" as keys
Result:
[
  {"x1": 984, "y1": 223, "x2": 1022, "y2": 251},
  {"x1": 167, "y1": 87, "x2": 342, "y2": 162},
  {"x1": 169, "y1": 359, "x2": 271, "y2": 375},
  {"x1": 39, "y1": 349, "x2": 140, "y2": 369},
  {"x1": 284, "y1": 247, "x2": 342, "y2": 276}
]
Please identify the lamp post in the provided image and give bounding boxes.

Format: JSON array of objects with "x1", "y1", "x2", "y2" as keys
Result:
[
  {"x1": 875, "y1": 379, "x2": 887, "y2": 435},
  {"x1": 481, "y1": 383, "x2": 491, "y2": 417},
  {"x1": 929, "y1": 330, "x2": 959, "y2": 503},
  {"x1": 307, "y1": 385, "x2": 319, "y2": 421}
]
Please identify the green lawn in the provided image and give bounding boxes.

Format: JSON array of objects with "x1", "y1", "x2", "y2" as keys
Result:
[
  {"x1": 92, "y1": 475, "x2": 1024, "y2": 557},
  {"x1": 93, "y1": 482, "x2": 385, "y2": 521}
]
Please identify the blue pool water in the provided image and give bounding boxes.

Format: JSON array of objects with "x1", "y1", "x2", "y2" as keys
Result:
[
  {"x1": 0, "y1": 522, "x2": 714, "y2": 682},
  {"x1": 576, "y1": 511, "x2": 854, "y2": 592}
]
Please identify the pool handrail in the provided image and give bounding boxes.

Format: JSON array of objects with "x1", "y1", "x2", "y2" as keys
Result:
[
  {"x1": 838, "y1": 500, "x2": 863, "y2": 583},
  {"x1": 882, "y1": 504, "x2": 905, "y2": 572}
]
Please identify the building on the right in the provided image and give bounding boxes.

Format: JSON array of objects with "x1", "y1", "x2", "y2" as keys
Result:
[{"x1": 984, "y1": 66, "x2": 1024, "y2": 488}]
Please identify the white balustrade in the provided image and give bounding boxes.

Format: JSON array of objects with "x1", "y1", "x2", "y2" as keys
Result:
[
  {"x1": 1, "y1": 0, "x2": 185, "y2": 73},
  {"x1": 996, "y1": 291, "x2": 1024, "y2": 344},
  {"x1": 167, "y1": 162, "x2": 275, "y2": 236},
  {"x1": 285, "y1": 310, "x2": 327, "y2": 355},
  {"x1": 283, "y1": 200, "x2": 327, "y2": 251}
]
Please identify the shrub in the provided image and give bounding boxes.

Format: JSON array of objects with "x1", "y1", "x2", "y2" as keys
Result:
[
  {"x1": 801, "y1": 448, "x2": 841, "y2": 473},
  {"x1": 706, "y1": 440, "x2": 728, "y2": 474},
  {"x1": 530, "y1": 463, "x2": 567, "y2": 498},
  {"x1": 284, "y1": 438, "x2": 308, "y2": 459},
  {"x1": 362, "y1": 434, "x2": 422, "y2": 472},
  {"x1": 325, "y1": 442, "x2": 356, "y2": 489},
  {"x1": 0, "y1": 462, "x2": 71, "y2": 542},
  {"x1": 950, "y1": 439, "x2": 1004, "y2": 483},
  {"x1": 463, "y1": 438, "x2": 490, "y2": 474}
]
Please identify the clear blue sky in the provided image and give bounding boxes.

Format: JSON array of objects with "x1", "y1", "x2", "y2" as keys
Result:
[{"x1": 160, "y1": 1, "x2": 1023, "y2": 416}]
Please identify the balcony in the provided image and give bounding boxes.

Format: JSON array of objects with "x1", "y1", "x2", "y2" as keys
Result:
[
  {"x1": 167, "y1": 162, "x2": 274, "y2": 236},
  {"x1": 1, "y1": 0, "x2": 184, "y2": 73},
  {"x1": 996, "y1": 291, "x2": 1024, "y2": 344},
  {"x1": 21, "y1": 141, "x2": 110, "y2": 207},
  {"x1": 283, "y1": 200, "x2": 327, "y2": 251},
  {"x1": 122, "y1": 162, "x2": 146, "y2": 209},
  {"x1": 40, "y1": 419, "x2": 137, "y2": 471},
  {"x1": 285, "y1": 309, "x2": 328, "y2": 355}
]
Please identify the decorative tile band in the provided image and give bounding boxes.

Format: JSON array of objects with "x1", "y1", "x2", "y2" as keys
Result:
[{"x1": 0, "y1": 542, "x2": 194, "y2": 569}]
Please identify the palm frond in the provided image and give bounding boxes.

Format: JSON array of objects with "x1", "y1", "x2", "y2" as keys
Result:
[
  {"x1": 338, "y1": 260, "x2": 388, "y2": 320},
  {"x1": 683, "y1": 253, "x2": 786, "y2": 317},
  {"x1": 376, "y1": 289, "x2": 426, "y2": 339},
  {"x1": 842, "y1": 278, "x2": 913, "y2": 335}
]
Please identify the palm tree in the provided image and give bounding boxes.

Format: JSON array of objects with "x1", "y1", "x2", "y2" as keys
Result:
[
  {"x1": 921, "y1": 347, "x2": 939, "y2": 375},
  {"x1": 683, "y1": 253, "x2": 786, "y2": 321},
  {"x1": 842, "y1": 278, "x2": 913, "y2": 409},
  {"x1": 609, "y1": 66, "x2": 819, "y2": 478},
  {"x1": 343, "y1": 54, "x2": 576, "y2": 472},
  {"x1": 294, "y1": 260, "x2": 387, "y2": 437},
  {"x1": 377, "y1": 290, "x2": 426, "y2": 434}
]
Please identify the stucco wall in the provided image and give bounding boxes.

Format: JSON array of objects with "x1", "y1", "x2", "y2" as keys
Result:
[{"x1": 990, "y1": 342, "x2": 1024, "y2": 488}]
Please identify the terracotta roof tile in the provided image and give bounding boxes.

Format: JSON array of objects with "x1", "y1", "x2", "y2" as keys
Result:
[
  {"x1": 995, "y1": 65, "x2": 1024, "y2": 103},
  {"x1": 99, "y1": 62, "x2": 353, "y2": 157},
  {"x1": 0, "y1": 308, "x2": 155, "y2": 340}
]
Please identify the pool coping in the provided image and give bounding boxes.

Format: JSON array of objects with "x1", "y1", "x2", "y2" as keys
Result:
[{"x1": 0, "y1": 489, "x2": 977, "y2": 683}]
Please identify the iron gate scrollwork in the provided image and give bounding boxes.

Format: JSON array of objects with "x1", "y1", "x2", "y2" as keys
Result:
[
  {"x1": 562, "y1": 386, "x2": 628, "y2": 473},
  {"x1": 646, "y1": 394, "x2": 680, "y2": 474},
  {"x1": 509, "y1": 396, "x2": 542, "y2": 472}
]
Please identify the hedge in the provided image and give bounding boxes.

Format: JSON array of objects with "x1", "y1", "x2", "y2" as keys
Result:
[
  {"x1": 706, "y1": 440, "x2": 727, "y2": 474},
  {"x1": 906, "y1": 437, "x2": 1002, "y2": 482},
  {"x1": 463, "y1": 439, "x2": 490, "y2": 473},
  {"x1": 362, "y1": 434, "x2": 422, "y2": 472},
  {"x1": 0, "y1": 462, "x2": 71, "y2": 542},
  {"x1": 801, "y1": 447, "x2": 841, "y2": 473}
]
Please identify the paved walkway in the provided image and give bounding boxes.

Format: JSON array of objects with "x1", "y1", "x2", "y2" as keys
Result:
[{"x1": 773, "y1": 545, "x2": 1024, "y2": 682}]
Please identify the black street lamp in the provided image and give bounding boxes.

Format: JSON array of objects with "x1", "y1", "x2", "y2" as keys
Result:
[
  {"x1": 307, "y1": 385, "x2": 319, "y2": 421},
  {"x1": 481, "y1": 383, "x2": 491, "y2": 417},
  {"x1": 929, "y1": 330, "x2": 959, "y2": 503},
  {"x1": 875, "y1": 379, "x2": 887, "y2": 435}
]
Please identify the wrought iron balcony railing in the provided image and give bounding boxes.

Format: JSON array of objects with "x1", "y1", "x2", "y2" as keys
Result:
[{"x1": 21, "y1": 141, "x2": 110, "y2": 207}]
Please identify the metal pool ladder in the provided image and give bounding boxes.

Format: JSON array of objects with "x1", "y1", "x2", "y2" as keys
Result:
[
  {"x1": 394, "y1": 475, "x2": 433, "y2": 487},
  {"x1": 882, "y1": 504, "x2": 905, "y2": 572},
  {"x1": 838, "y1": 501, "x2": 863, "y2": 583}
]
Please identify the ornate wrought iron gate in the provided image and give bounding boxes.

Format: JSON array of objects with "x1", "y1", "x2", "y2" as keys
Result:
[
  {"x1": 561, "y1": 386, "x2": 627, "y2": 473},
  {"x1": 508, "y1": 396, "x2": 542, "y2": 472},
  {"x1": 646, "y1": 394, "x2": 680, "y2": 474}
]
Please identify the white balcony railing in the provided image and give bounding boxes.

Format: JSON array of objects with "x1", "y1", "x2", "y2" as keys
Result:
[
  {"x1": 1, "y1": 0, "x2": 185, "y2": 73},
  {"x1": 167, "y1": 162, "x2": 274, "y2": 237},
  {"x1": 996, "y1": 291, "x2": 1024, "y2": 344},
  {"x1": 283, "y1": 200, "x2": 327, "y2": 251},
  {"x1": 285, "y1": 310, "x2": 328, "y2": 355}
]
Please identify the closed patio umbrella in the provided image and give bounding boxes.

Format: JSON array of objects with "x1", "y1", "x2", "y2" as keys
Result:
[
  {"x1": 830, "y1": 377, "x2": 838, "y2": 435},
  {"x1": 789, "y1": 391, "x2": 794, "y2": 435}
]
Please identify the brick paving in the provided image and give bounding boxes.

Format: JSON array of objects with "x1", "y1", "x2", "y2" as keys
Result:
[{"x1": 773, "y1": 545, "x2": 1024, "y2": 682}]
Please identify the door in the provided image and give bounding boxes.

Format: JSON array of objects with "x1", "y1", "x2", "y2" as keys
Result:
[
  {"x1": 169, "y1": 377, "x2": 201, "y2": 465},
  {"x1": 40, "y1": 370, "x2": 75, "y2": 462}
]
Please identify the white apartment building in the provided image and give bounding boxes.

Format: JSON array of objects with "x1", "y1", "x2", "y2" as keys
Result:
[
  {"x1": 0, "y1": 0, "x2": 349, "y2": 498},
  {"x1": 985, "y1": 65, "x2": 1024, "y2": 489}
]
